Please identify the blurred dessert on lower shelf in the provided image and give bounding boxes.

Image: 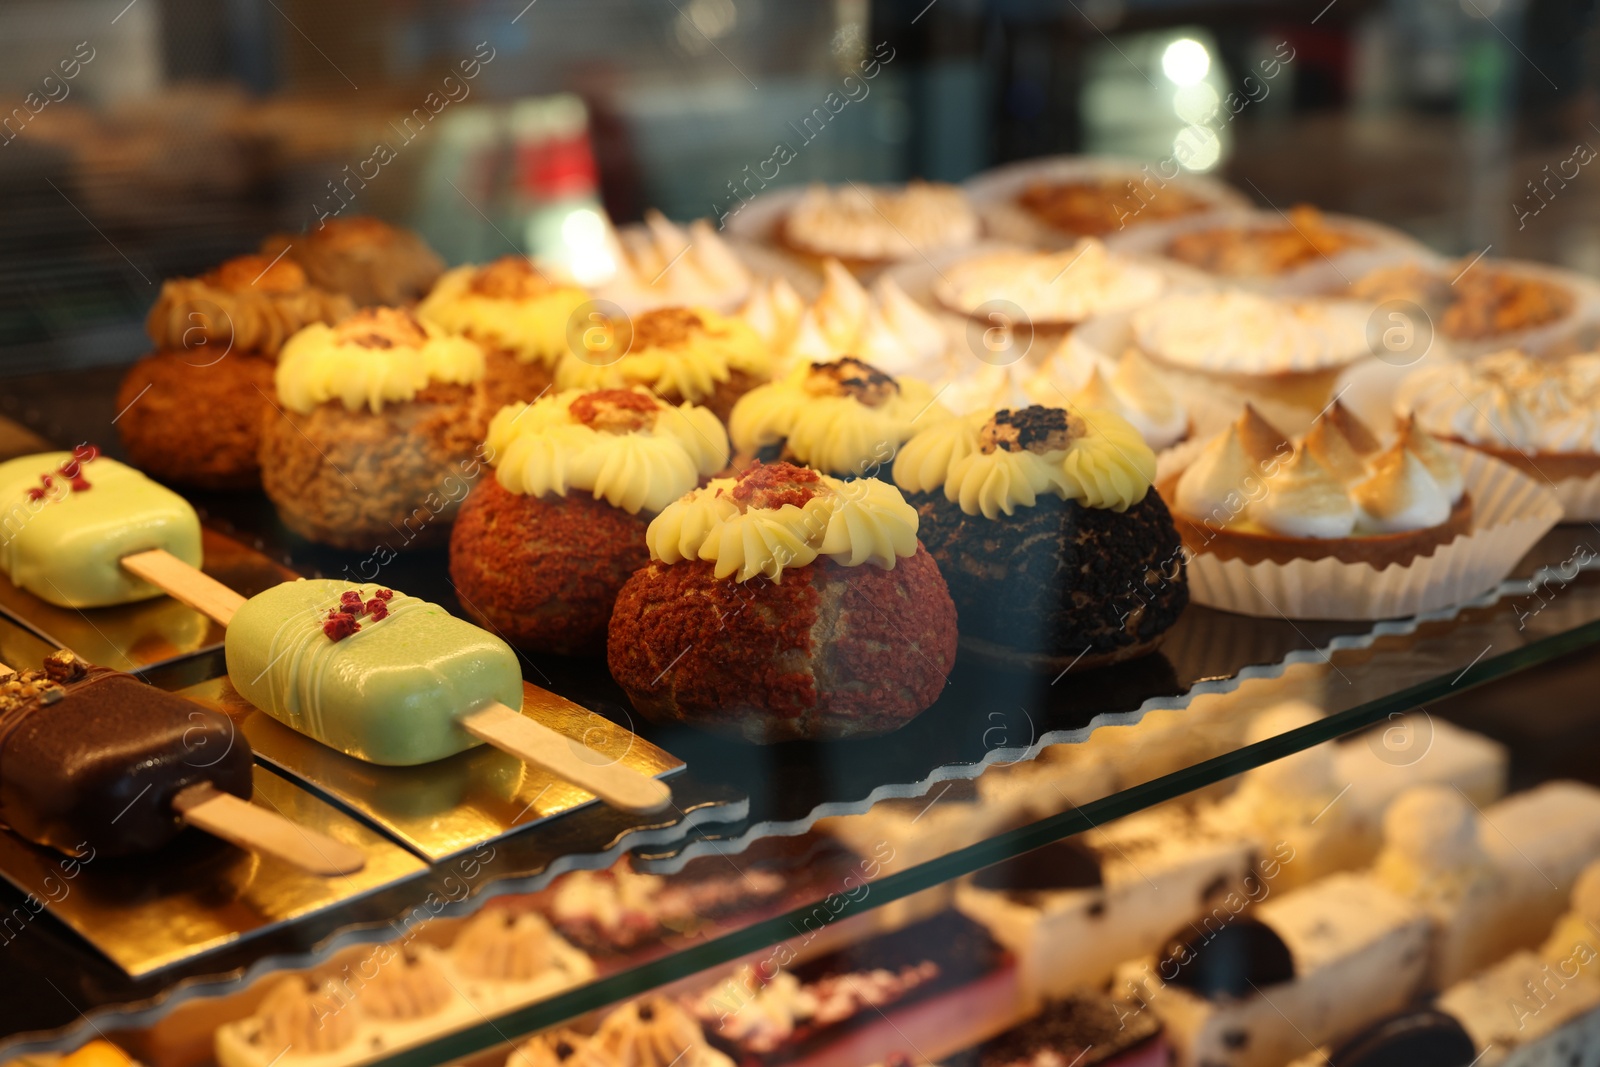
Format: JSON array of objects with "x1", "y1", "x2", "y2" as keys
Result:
[
  {"x1": 510, "y1": 998, "x2": 733, "y2": 1067},
  {"x1": 216, "y1": 911, "x2": 594, "y2": 1067},
  {"x1": 1116, "y1": 872, "x2": 1432, "y2": 1067}
]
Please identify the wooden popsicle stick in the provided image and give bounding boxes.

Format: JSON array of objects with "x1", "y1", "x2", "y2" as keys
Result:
[
  {"x1": 120, "y1": 548, "x2": 247, "y2": 627},
  {"x1": 114, "y1": 554, "x2": 673, "y2": 815},
  {"x1": 462, "y1": 702, "x2": 673, "y2": 815},
  {"x1": 172, "y1": 782, "x2": 366, "y2": 876}
]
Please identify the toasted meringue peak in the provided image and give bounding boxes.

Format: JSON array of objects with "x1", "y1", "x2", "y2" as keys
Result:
[
  {"x1": 1304, "y1": 411, "x2": 1370, "y2": 486},
  {"x1": 686, "y1": 218, "x2": 752, "y2": 291},
  {"x1": 787, "y1": 309, "x2": 838, "y2": 363},
  {"x1": 1174, "y1": 424, "x2": 1258, "y2": 523},
  {"x1": 1399, "y1": 414, "x2": 1465, "y2": 504},
  {"x1": 1325, "y1": 399, "x2": 1381, "y2": 455},
  {"x1": 1237, "y1": 405, "x2": 1291, "y2": 464},
  {"x1": 815, "y1": 258, "x2": 871, "y2": 348},
  {"x1": 1353, "y1": 442, "x2": 1451, "y2": 533},
  {"x1": 872, "y1": 273, "x2": 948, "y2": 362},
  {"x1": 737, "y1": 283, "x2": 786, "y2": 350},
  {"x1": 1254, "y1": 445, "x2": 1357, "y2": 539}
]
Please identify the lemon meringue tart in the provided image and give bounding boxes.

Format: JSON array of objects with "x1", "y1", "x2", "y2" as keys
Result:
[{"x1": 1159, "y1": 405, "x2": 1473, "y2": 569}]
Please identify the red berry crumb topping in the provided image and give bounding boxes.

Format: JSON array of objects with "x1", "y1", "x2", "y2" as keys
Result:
[
  {"x1": 23, "y1": 445, "x2": 101, "y2": 504},
  {"x1": 321, "y1": 588, "x2": 397, "y2": 641},
  {"x1": 727, "y1": 461, "x2": 824, "y2": 511}
]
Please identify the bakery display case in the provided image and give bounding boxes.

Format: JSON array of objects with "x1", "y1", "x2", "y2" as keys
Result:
[{"x1": 5, "y1": 1, "x2": 1600, "y2": 1065}]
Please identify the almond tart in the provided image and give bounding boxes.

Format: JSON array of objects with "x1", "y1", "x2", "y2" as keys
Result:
[
  {"x1": 775, "y1": 181, "x2": 979, "y2": 274},
  {"x1": 932, "y1": 239, "x2": 1167, "y2": 338},
  {"x1": 1159, "y1": 404, "x2": 1472, "y2": 568}
]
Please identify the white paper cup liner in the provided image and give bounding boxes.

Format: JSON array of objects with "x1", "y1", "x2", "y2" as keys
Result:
[
  {"x1": 1548, "y1": 470, "x2": 1600, "y2": 523},
  {"x1": 960, "y1": 155, "x2": 1251, "y2": 251},
  {"x1": 1156, "y1": 440, "x2": 1562, "y2": 619}
]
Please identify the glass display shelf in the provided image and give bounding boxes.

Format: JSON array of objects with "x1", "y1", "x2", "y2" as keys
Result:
[{"x1": 1, "y1": 369, "x2": 1599, "y2": 1058}]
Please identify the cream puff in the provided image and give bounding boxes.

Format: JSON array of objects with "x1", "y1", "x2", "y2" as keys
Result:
[
  {"x1": 259, "y1": 307, "x2": 492, "y2": 549},
  {"x1": 118, "y1": 253, "x2": 354, "y2": 489},
  {"x1": 608, "y1": 461, "x2": 957, "y2": 742},
  {"x1": 893, "y1": 404, "x2": 1186, "y2": 671},
  {"x1": 259, "y1": 215, "x2": 445, "y2": 307},
  {"x1": 556, "y1": 306, "x2": 773, "y2": 423},
  {"x1": 450, "y1": 388, "x2": 727, "y2": 656},
  {"x1": 728, "y1": 356, "x2": 948, "y2": 477},
  {"x1": 417, "y1": 255, "x2": 591, "y2": 410}
]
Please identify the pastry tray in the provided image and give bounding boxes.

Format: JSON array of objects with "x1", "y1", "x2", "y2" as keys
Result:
[
  {"x1": 0, "y1": 525, "x2": 299, "y2": 674},
  {"x1": 0, "y1": 766, "x2": 427, "y2": 977},
  {"x1": 179, "y1": 673, "x2": 687, "y2": 862}
]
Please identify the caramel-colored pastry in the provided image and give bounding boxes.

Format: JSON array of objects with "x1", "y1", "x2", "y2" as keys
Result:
[
  {"x1": 1398, "y1": 348, "x2": 1600, "y2": 482},
  {"x1": 418, "y1": 255, "x2": 592, "y2": 409},
  {"x1": 255, "y1": 977, "x2": 360, "y2": 1054},
  {"x1": 1162, "y1": 405, "x2": 1473, "y2": 567},
  {"x1": 556, "y1": 306, "x2": 773, "y2": 422},
  {"x1": 510, "y1": 999, "x2": 733, "y2": 1067},
  {"x1": 259, "y1": 308, "x2": 493, "y2": 549},
  {"x1": 1165, "y1": 204, "x2": 1372, "y2": 277},
  {"x1": 777, "y1": 181, "x2": 979, "y2": 270},
  {"x1": 359, "y1": 949, "x2": 455, "y2": 1021},
  {"x1": 260, "y1": 216, "x2": 445, "y2": 307},
  {"x1": 728, "y1": 356, "x2": 947, "y2": 476},
  {"x1": 115, "y1": 349, "x2": 278, "y2": 488},
  {"x1": 145, "y1": 253, "x2": 354, "y2": 357},
  {"x1": 1016, "y1": 176, "x2": 1215, "y2": 236},
  {"x1": 1351, "y1": 260, "x2": 1574, "y2": 342}
]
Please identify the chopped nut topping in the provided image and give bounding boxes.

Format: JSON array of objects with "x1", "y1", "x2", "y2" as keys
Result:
[
  {"x1": 333, "y1": 307, "x2": 429, "y2": 349},
  {"x1": 570, "y1": 389, "x2": 662, "y2": 433},
  {"x1": 468, "y1": 256, "x2": 557, "y2": 300},
  {"x1": 728, "y1": 460, "x2": 825, "y2": 510},
  {"x1": 979, "y1": 406, "x2": 1082, "y2": 454},
  {"x1": 0, "y1": 656, "x2": 83, "y2": 715},
  {"x1": 629, "y1": 308, "x2": 705, "y2": 350},
  {"x1": 211, "y1": 254, "x2": 308, "y2": 295},
  {"x1": 803, "y1": 357, "x2": 900, "y2": 408}
]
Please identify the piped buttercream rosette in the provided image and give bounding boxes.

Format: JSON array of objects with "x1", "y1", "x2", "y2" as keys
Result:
[
  {"x1": 647, "y1": 463, "x2": 920, "y2": 582},
  {"x1": 1155, "y1": 425, "x2": 1561, "y2": 620}
]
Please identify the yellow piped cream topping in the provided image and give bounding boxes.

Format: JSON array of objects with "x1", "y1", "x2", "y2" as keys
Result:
[
  {"x1": 646, "y1": 464, "x2": 919, "y2": 582},
  {"x1": 487, "y1": 388, "x2": 727, "y2": 515},
  {"x1": 556, "y1": 306, "x2": 773, "y2": 404},
  {"x1": 893, "y1": 406, "x2": 1156, "y2": 519},
  {"x1": 417, "y1": 258, "x2": 590, "y2": 367},
  {"x1": 275, "y1": 308, "x2": 486, "y2": 414},
  {"x1": 728, "y1": 357, "x2": 949, "y2": 476}
]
